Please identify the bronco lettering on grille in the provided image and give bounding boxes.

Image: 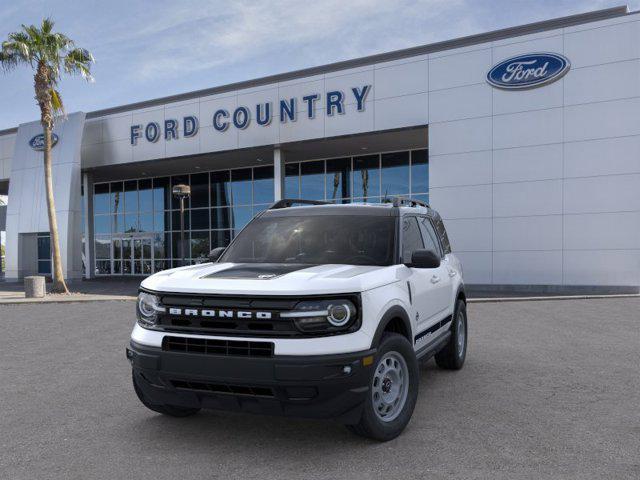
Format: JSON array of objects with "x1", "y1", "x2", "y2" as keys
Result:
[{"x1": 167, "y1": 308, "x2": 272, "y2": 319}]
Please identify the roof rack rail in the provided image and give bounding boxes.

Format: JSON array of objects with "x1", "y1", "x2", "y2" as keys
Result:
[
  {"x1": 269, "y1": 198, "x2": 329, "y2": 209},
  {"x1": 382, "y1": 196, "x2": 430, "y2": 208}
]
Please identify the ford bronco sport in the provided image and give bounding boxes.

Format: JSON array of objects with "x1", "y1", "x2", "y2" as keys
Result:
[{"x1": 127, "y1": 197, "x2": 467, "y2": 441}]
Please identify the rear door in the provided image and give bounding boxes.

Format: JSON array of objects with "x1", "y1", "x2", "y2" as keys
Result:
[
  {"x1": 419, "y1": 216, "x2": 454, "y2": 319},
  {"x1": 401, "y1": 216, "x2": 447, "y2": 330}
]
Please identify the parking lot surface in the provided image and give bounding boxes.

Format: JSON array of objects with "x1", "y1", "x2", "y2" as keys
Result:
[{"x1": 1, "y1": 298, "x2": 639, "y2": 479}]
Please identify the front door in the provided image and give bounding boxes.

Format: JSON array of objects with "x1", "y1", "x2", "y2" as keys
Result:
[{"x1": 112, "y1": 235, "x2": 154, "y2": 275}]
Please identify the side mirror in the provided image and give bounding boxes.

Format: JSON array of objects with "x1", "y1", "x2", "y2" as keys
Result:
[
  {"x1": 406, "y1": 249, "x2": 440, "y2": 269},
  {"x1": 208, "y1": 247, "x2": 226, "y2": 263}
]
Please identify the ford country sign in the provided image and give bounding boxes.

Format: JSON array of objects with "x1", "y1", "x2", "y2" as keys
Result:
[
  {"x1": 487, "y1": 53, "x2": 570, "y2": 90},
  {"x1": 29, "y1": 133, "x2": 59, "y2": 151}
]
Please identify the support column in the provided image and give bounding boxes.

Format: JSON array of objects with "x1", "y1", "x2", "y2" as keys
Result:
[
  {"x1": 273, "y1": 147, "x2": 285, "y2": 201},
  {"x1": 82, "y1": 172, "x2": 94, "y2": 279}
]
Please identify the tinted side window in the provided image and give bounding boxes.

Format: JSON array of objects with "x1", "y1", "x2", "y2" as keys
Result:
[
  {"x1": 419, "y1": 217, "x2": 442, "y2": 257},
  {"x1": 402, "y1": 217, "x2": 424, "y2": 263},
  {"x1": 431, "y1": 211, "x2": 451, "y2": 254}
]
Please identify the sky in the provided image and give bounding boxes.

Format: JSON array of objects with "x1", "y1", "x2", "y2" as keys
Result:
[{"x1": 0, "y1": 0, "x2": 638, "y2": 130}]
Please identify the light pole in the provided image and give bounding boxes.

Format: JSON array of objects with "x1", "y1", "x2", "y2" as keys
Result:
[{"x1": 172, "y1": 184, "x2": 191, "y2": 267}]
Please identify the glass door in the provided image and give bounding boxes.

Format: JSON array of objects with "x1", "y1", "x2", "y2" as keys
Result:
[
  {"x1": 112, "y1": 234, "x2": 154, "y2": 275},
  {"x1": 133, "y1": 237, "x2": 153, "y2": 275}
]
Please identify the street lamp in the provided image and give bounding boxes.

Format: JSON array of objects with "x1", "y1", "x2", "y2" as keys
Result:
[{"x1": 172, "y1": 184, "x2": 191, "y2": 267}]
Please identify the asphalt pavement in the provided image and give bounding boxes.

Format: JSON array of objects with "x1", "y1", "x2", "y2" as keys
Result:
[{"x1": 1, "y1": 298, "x2": 639, "y2": 479}]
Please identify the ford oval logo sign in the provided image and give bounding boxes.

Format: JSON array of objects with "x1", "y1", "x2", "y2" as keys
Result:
[
  {"x1": 29, "y1": 133, "x2": 59, "y2": 151},
  {"x1": 487, "y1": 53, "x2": 570, "y2": 90}
]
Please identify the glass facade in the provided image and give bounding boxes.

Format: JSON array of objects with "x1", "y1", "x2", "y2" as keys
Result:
[
  {"x1": 285, "y1": 149, "x2": 428, "y2": 204},
  {"x1": 93, "y1": 165, "x2": 274, "y2": 275},
  {"x1": 91, "y1": 148, "x2": 427, "y2": 276}
]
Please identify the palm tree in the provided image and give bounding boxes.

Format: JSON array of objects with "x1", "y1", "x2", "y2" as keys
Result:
[{"x1": 0, "y1": 18, "x2": 93, "y2": 293}]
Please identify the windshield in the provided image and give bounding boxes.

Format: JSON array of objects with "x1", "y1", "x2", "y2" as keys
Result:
[{"x1": 220, "y1": 215, "x2": 396, "y2": 266}]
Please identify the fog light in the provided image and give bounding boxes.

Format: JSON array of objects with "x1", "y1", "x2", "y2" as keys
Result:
[{"x1": 342, "y1": 365, "x2": 352, "y2": 375}]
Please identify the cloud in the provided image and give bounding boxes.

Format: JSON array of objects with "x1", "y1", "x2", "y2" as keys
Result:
[{"x1": 96, "y1": 0, "x2": 475, "y2": 82}]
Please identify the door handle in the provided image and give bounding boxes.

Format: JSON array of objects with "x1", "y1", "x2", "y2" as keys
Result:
[
  {"x1": 448, "y1": 270, "x2": 457, "y2": 277},
  {"x1": 430, "y1": 275, "x2": 440, "y2": 284}
]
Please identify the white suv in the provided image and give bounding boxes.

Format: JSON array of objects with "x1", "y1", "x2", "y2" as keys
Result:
[{"x1": 127, "y1": 197, "x2": 467, "y2": 441}]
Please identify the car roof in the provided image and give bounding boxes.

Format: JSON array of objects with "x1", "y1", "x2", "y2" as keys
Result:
[{"x1": 262, "y1": 202, "x2": 434, "y2": 218}]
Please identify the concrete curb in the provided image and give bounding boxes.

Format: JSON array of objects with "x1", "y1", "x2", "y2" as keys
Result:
[{"x1": 0, "y1": 295, "x2": 137, "y2": 305}]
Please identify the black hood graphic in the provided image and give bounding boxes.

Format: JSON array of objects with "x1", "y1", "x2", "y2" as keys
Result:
[{"x1": 203, "y1": 263, "x2": 315, "y2": 280}]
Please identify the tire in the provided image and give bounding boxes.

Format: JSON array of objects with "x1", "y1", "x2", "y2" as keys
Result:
[
  {"x1": 435, "y1": 299, "x2": 467, "y2": 370},
  {"x1": 132, "y1": 372, "x2": 200, "y2": 417},
  {"x1": 347, "y1": 333, "x2": 419, "y2": 441}
]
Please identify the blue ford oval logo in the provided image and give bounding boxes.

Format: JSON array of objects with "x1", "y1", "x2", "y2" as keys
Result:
[
  {"x1": 29, "y1": 133, "x2": 59, "y2": 151},
  {"x1": 487, "y1": 53, "x2": 570, "y2": 90}
]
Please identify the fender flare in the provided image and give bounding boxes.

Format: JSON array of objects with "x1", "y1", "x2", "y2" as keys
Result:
[
  {"x1": 456, "y1": 283, "x2": 467, "y2": 304},
  {"x1": 371, "y1": 305, "x2": 413, "y2": 348}
]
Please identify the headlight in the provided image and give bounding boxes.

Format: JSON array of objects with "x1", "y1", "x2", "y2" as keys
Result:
[
  {"x1": 281, "y1": 298, "x2": 358, "y2": 334},
  {"x1": 136, "y1": 292, "x2": 164, "y2": 328}
]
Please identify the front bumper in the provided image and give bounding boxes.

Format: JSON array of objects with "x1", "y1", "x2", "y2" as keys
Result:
[{"x1": 127, "y1": 340, "x2": 376, "y2": 424}]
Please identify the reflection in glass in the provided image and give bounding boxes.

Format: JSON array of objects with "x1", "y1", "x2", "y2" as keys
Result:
[
  {"x1": 113, "y1": 238, "x2": 122, "y2": 259},
  {"x1": 139, "y1": 179, "x2": 153, "y2": 212},
  {"x1": 300, "y1": 161, "x2": 324, "y2": 200},
  {"x1": 171, "y1": 210, "x2": 190, "y2": 231},
  {"x1": 139, "y1": 214, "x2": 153, "y2": 232},
  {"x1": 381, "y1": 151, "x2": 409, "y2": 197},
  {"x1": 153, "y1": 212, "x2": 166, "y2": 232},
  {"x1": 231, "y1": 205, "x2": 253, "y2": 231},
  {"x1": 210, "y1": 171, "x2": 230, "y2": 208},
  {"x1": 124, "y1": 213, "x2": 138, "y2": 233},
  {"x1": 153, "y1": 177, "x2": 170, "y2": 212},
  {"x1": 124, "y1": 180, "x2": 138, "y2": 213},
  {"x1": 231, "y1": 169, "x2": 252, "y2": 206},
  {"x1": 285, "y1": 163, "x2": 299, "y2": 198},
  {"x1": 94, "y1": 184, "x2": 110, "y2": 214},
  {"x1": 190, "y1": 173, "x2": 209, "y2": 208},
  {"x1": 211, "y1": 207, "x2": 230, "y2": 230},
  {"x1": 111, "y1": 182, "x2": 123, "y2": 214},
  {"x1": 212, "y1": 230, "x2": 232, "y2": 248},
  {"x1": 190, "y1": 231, "x2": 210, "y2": 259},
  {"x1": 410, "y1": 150, "x2": 429, "y2": 194},
  {"x1": 112, "y1": 214, "x2": 124, "y2": 234},
  {"x1": 326, "y1": 158, "x2": 350, "y2": 202},
  {"x1": 96, "y1": 260, "x2": 111, "y2": 275},
  {"x1": 153, "y1": 233, "x2": 167, "y2": 259},
  {"x1": 95, "y1": 237, "x2": 110, "y2": 259},
  {"x1": 253, "y1": 166, "x2": 274, "y2": 204},
  {"x1": 190, "y1": 209, "x2": 209, "y2": 230},
  {"x1": 94, "y1": 215, "x2": 110, "y2": 235},
  {"x1": 353, "y1": 155, "x2": 380, "y2": 201}
]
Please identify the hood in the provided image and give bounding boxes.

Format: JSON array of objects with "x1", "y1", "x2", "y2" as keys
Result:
[{"x1": 140, "y1": 262, "x2": 401, "y2": 295}]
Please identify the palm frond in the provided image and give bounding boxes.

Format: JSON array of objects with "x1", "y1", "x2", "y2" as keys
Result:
[
  {"x1": 64, "y1": 47, "x2": 94, "y2": 82},
  {"x1": 50, "y1": 87, "x2": 64, "y2": 114}
]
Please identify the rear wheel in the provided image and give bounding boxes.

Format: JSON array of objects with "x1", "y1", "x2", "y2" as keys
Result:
[
  {"x1": 435, "y1": 299, "x2": 467, "y2": 370},
  {"x1": 347, "y1": 333, "x2": 418, "y2": 441},
  {"x1": 132, "y1": 372, "x2": 200, "y2": 417}
]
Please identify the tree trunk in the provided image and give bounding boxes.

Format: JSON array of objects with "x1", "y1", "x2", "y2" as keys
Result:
[
  {"x1": 35, "y1": 63, "x2": 68, "y2": 294},
  {"x1": 43, "y1": 124, "x2": 68, "y2": 294}
]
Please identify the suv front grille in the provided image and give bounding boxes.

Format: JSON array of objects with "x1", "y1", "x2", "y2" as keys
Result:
[{"x1": 162, "y1": 336, "x2": 274, "y2": 357}]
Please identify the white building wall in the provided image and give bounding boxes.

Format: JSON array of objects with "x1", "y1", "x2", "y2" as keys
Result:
[
  {"x1": 428, "y1": 13, "x2": 640, "y2": 287},
  {"x1": 0, "y1": 132, "x2": 16, "y2": 180}
]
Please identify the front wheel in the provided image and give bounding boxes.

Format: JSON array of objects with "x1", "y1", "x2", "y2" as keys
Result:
[
  {"x1": 435, "y1": 299, "x2": 467, "y2": 370},
  {"x1": 347, "y1": 333, "x2": 419, "y2": 441}
]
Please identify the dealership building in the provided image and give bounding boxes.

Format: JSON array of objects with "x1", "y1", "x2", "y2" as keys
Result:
[{"x1": 0, "y1": 6, "x2": 639, "y2": 292}]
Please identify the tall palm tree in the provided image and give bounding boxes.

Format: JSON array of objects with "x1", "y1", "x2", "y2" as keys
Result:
[{"x1": 0, "y1": 18, "x2": 93, "y2": 293}]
